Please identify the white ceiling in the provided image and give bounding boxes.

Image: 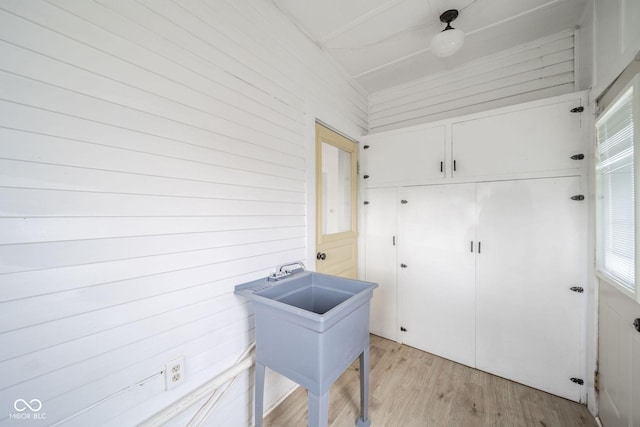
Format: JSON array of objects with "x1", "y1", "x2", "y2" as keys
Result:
[{"x1": 272, "y1": 0, "x2": 588, "y2": 93}]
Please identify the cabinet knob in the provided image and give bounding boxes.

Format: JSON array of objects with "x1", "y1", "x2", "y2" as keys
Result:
[
  {"x1": 400, "y1": 264, "x2": 407, "y2": 268},
  {"x1": 316, "y1": 252, "x2": 326, "y2": 260},
  {"x1": 634, "y1": 318, "x2": 640, "y2": 333}
]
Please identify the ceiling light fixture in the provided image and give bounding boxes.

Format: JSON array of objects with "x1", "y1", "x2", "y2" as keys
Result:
[{"x1": 430, "y1": 9, "x2": 465, "y2": 58}]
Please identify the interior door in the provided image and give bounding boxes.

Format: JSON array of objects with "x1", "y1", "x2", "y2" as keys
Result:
[
  {"x1": 599, "y1": 282, "x2": 640, "y2": 427},
  {"x1": 398, "y1": 183, "x2": 476, "y2": 367},
  {"x1": 315, "y1": 123, "x2": 358, "y2": 278},
  {"x1": 475, "y1": 177, "x2": 584, "y2": 401},
  {"x1": 364, "y1": 187, "x2": 397, "y2": 341}
]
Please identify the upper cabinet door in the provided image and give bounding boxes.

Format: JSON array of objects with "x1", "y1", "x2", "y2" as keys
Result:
[
  {"x1": 451, "y1": 98, "x2": 583, "y2": 180},
  {"x1": 363, "y1": 126, "x2": 445, "y2": 187}
]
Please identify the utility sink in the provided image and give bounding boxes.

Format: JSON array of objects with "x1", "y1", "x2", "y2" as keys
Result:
[{"x1": 235, "y1": 268, "x2": 377, "y2": 427}]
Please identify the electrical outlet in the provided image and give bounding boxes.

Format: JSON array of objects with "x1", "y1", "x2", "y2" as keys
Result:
[{"x1": 165, "y1": 356, "x2": 185, "y2": 390}]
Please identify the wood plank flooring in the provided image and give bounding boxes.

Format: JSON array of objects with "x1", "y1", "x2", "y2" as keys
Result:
[{"x1": 264, "y1": 335, "x2": 596, "y2": 427}]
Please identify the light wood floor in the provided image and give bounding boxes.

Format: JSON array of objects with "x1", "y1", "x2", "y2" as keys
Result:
[{"x1": 264, "y1": 335, "x2": 597, "y2": 427}]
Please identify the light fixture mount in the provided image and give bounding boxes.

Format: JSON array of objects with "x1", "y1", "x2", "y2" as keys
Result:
[{"x1": 439, "y1": 9, "x2": 459, "y2": 29}]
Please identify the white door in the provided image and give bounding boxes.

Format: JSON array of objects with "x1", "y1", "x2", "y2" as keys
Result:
[
  {"x1": 398, "y1": 184, "x2": 476, "y2": 367},
  {"x1": 475, "y1": 177, "x2": 584, "y2": 401},
  {"x1": 451, "y1": 98, "x2": 583, "y2": 180},
  {"x1": 598, "y1": 282, "x2": 640, "y2": 427},
  {"x1": 364, "y1": 187, "x2": 397, "y2": 341},
  {"x1": 363, "y1": 126, "x2": 446, "y2": 187}
]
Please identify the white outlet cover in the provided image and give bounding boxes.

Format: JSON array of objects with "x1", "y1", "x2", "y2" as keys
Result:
[{"x1": 165, "y1": 356, "x2": 185, "y2": 390}]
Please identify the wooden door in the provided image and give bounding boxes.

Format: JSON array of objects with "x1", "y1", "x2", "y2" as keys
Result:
[
  {"x1": 475, "y1": 177, "x2": 584, "y2": 401},
  {"x1": 398, "y1": 184, "x2": 476, "y2": 367},
  {"x1": 364, "y1": 187, "x2": 397, "y2": 341},
  {"x1": 315, "y1": 123, "x2": 358, "y2": 278}
]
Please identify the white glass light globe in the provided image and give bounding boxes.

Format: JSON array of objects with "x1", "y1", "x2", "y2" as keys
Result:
[{"x1": 430, "y1": 28, "x2": 465, "y2": 57}]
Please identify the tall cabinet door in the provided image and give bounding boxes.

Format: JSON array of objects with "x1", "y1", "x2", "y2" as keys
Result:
[
  {"x1": 398, "y1": 184, "x2": 476, "y2": 367},
  {"x1": 475, "y1": 177, "x2": 584, "y2": 401},
  {"x1": 364, "y1": 187, "x2": 398, "y2": 341}
]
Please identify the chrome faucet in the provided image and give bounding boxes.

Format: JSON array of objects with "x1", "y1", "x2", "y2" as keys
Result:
[
  {"x1": 278, "y1": 261, "x2": 306, "y2": 273},
  {"x1": 267, "y1": 261, "x2": 306, "y2": 282}
]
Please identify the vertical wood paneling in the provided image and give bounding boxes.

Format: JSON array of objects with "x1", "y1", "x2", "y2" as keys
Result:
[
  {"x1": 369, "y1": 31, "x2": 577, "y2": 132},
  {"x1": 0, "y1": 0, "x2": 367, "y2": 425}
]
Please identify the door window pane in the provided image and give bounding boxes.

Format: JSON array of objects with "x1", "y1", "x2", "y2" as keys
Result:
[{"x1": 321, "y1": 141, "x2": 352, "y2": 235}]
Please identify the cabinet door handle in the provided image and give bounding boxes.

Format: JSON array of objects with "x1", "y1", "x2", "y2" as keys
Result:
[
  {"x1": 470, "y1": 241, "x2": 474, "y2": 252},
  {"x1": 453, "y1": 160, "x2": 457, "y2": 172},
  {"x1": 440, "y1": 161, "x2": 443, "y2": 173},
  {"x1": 478, "y1": 241, "x2": 481, "y2": 254},
  {"x1": 393, "y1": 236, "x2": 396, "y2": 246}
]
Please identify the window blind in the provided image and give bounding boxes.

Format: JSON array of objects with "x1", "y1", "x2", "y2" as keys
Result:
[{"x1": 595, "y1": 86, "x2": 635, "y2": 293}]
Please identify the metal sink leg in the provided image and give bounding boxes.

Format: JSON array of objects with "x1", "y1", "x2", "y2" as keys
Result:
[
  {"x1": 254, "y1": 362, "x2": 265, "y2": 427},
  {"x1": 357, "y1": 347, "x2": 371, "y2": 427},
  {"x1": 308, "y1": 390, "x2": 330, "y2": 427}
]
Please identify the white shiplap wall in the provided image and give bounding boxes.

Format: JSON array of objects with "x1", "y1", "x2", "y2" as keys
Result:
[
  {"x1": 369, "y1": 30, "x2": 577, "y2": 132},
  {"x1": 0, "y1": 0, "x2": 367, "y2": 426}
]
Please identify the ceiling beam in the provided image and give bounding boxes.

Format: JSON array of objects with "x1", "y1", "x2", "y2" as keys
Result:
[{"x1": 318, "y1": 0, "x2": 410, "y2": 46}]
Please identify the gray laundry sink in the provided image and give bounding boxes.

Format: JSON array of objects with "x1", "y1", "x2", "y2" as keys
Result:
[{"x1": 235, "y1": 269, "x2": 377, "y2": 427}]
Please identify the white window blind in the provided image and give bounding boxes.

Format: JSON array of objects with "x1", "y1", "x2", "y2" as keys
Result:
[{"x1": 595, "y1": 85, "x2": 636, "y2": 296}]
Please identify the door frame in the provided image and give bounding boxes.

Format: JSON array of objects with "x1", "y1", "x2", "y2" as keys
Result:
[{"x1": 314, "y1": 122, "x2": 358, "y2": 276}]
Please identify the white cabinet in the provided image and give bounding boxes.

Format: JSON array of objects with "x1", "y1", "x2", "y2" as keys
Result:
[
  {"x1": 475, "y1": 177, "x2": 583, "y2": 401},
  {"x1": 363, "y1": 188, "x2": 397, "y2": 341},
  {"x1": 362, "y1": 126, "x2": 446, "y2": 187},
  {"x1": 362, "y1": 93, "x2": 587, "y2": 401},
  {"x1": 362, "y1": 92, "x2": 585, "y2": 187},
  {"x1": 397, "y1": 184, "x2": 476, "y2": 367},
  {"x1": 364, "y1": 177, "x2": 585, "y2": 400},
  {"x1": 451, "y1": 97, "x2": 583, "y2": 180}
]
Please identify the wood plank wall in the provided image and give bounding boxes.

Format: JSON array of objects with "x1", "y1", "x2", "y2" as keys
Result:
[
  {"x1": 0, "y1": 1, "x2": 367, "y2": 426},
  {"x1": 369, "y1": 31, "x2": 576, "y2": 133}
]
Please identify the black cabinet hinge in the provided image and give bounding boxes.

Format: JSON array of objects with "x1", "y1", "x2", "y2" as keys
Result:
[
  {"x1": 570, "y1": 106, "x2": 584, "y2": 113},
  {"x1": 570, "y1": 154, "x2": 585, "y2": 160},
  {"x1": 571, "y1": 195, "x2": 585, "y2": 201},
  {"x1": 570, "y1": 377, "x2": 584, "y2": 385},
  {"x1": 400, "y1": 326, "x2": 407, "y2": 332},
  {"x1": 570, "y1": 286, "x2": 584, "y2": 293}
]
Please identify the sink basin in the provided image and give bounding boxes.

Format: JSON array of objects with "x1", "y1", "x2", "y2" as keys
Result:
[
  {"x1": 235, "y1": 270, "x2": 377, "y2": 427},
  {"x1": 236, "y1": 270, "x2": 377, "y2": 331}
]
